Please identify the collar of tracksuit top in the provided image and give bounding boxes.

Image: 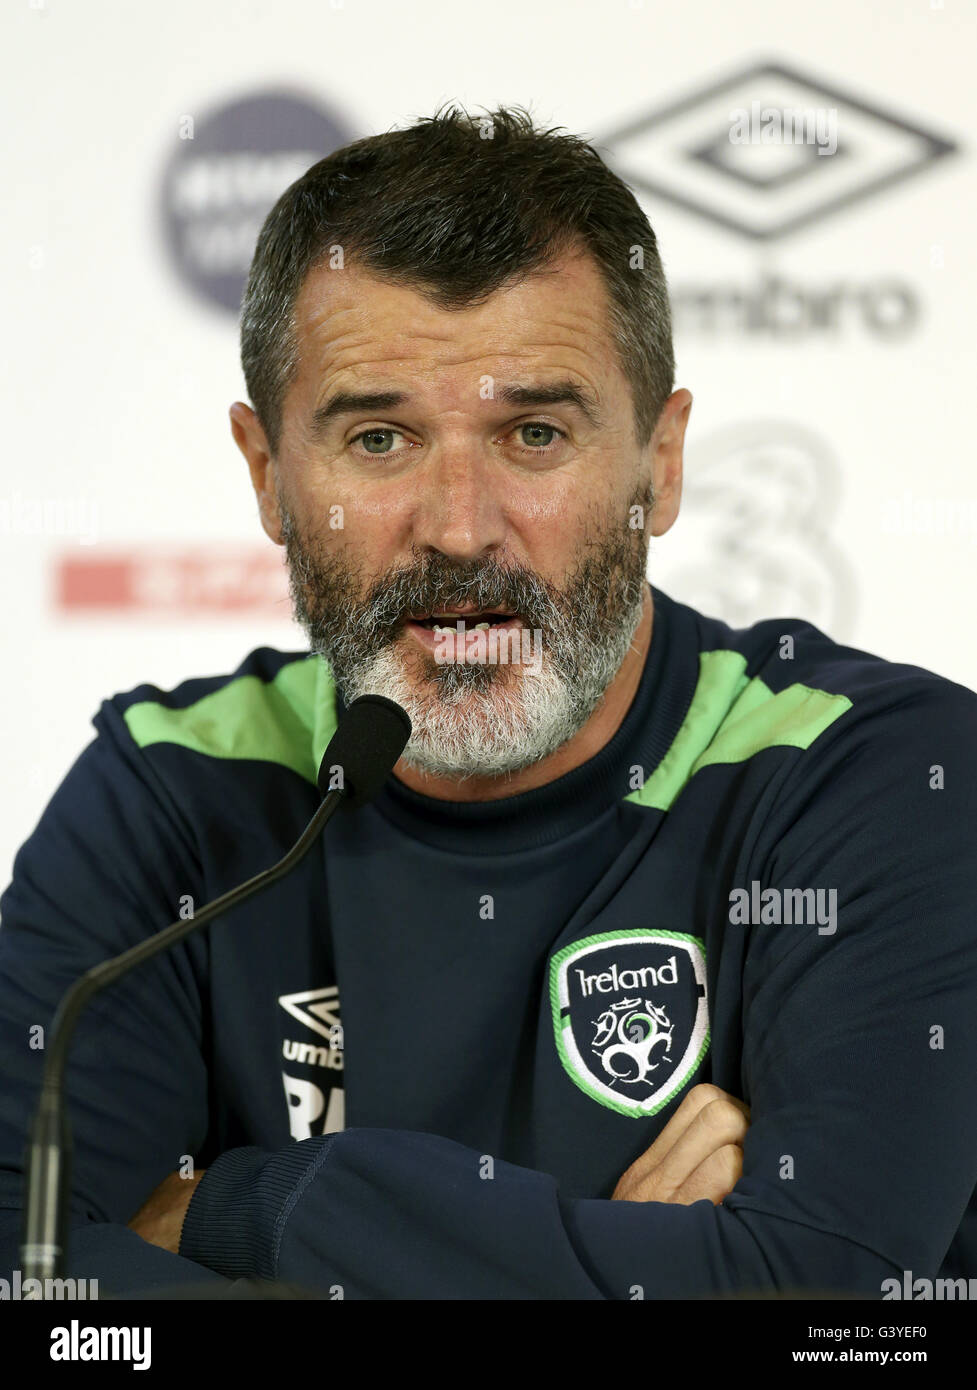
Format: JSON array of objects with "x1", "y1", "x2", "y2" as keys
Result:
[{"x1": 344, "y1": 581, "x2": 695, "y2": 853}]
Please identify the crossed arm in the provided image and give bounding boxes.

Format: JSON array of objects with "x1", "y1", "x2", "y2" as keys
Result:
[{"x1": 128, "y1": 1084, "x2": 752, "y2": 1254}]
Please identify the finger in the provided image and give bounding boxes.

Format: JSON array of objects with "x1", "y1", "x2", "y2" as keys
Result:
[
  {"x1": 671, "y1": 1142, "x2": 744, "y2": 1207},
  {"x1": 615, "y1": 1085, "x2": 748, "y2": 1191},
  {"x1": 624, "y1": 1099, "x2": 748, "y2": 1202},
  {"x1": 622, "y1": 1141, "x2": 744, "y2": 1207},
  {"x1": 617, "y1": 1085, "x2": 731, "y2": 1184}
]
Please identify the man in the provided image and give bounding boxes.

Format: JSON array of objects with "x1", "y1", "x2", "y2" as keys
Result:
[{"x1": 1, "y1": 104, "x2": 975, "y2": 1299}]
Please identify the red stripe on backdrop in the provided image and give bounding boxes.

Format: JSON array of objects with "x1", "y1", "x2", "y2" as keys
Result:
[{"x1": 55, "y1": 548, "x2": 291, "y2": 615}]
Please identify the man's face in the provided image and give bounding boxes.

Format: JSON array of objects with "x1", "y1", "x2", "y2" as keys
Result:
[{"x1": 239, "y1": 246, "x2": 687, "y2": 780}]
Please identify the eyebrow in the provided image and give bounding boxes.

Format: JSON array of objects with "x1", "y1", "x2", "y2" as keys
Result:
[{"x1": 309, "y1": 379, "x2": 603, "y2": 435}]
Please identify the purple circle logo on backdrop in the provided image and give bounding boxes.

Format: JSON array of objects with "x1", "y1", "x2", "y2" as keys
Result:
[{"x1": 160, "y1": 90, "x2": 354, "y2": 313}]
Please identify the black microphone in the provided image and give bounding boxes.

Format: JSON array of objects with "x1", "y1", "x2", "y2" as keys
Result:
[
  {"x1": 316, "y1": 693, "x2": 412, "y2": 808},
  {"x1": 20, "y1": 693, "x2": 411, "y2": 1287}
]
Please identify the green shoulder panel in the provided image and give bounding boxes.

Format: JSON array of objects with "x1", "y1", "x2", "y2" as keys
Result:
[
  {"x1": 122, "y1": 655, "x2": 338, "y2": 787},
  {"x1": 626, "y1": 650, "x2": 852, "y2": 812}
]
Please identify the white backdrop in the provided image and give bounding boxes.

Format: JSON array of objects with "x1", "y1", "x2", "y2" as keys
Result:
[{"x1": 2, "y1": 0, "x2": 975, "y2": 881}]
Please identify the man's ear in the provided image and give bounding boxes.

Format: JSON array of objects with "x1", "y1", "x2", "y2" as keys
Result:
[
  {"x1": 648, "y1": 388, "x2": 691, "y2": 538},
  {"x1": 230, "y1": 401, "x2": 283, "y2": 545}
]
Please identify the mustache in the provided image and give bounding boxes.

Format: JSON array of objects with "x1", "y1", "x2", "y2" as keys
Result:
[{"x1": 355, "y1": 556, "x2": 557, "y2": 634}]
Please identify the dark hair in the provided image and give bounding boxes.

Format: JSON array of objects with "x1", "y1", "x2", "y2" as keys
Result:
[{"x1": 240, "y1": 102, "x2": 674, "y2": 456}]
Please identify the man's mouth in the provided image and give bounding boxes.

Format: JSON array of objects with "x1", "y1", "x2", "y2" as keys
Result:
[
  {"x1": 403, "y1": 608, "x2": 525, "y2": 657},
  {"x1": 404, "y1": 604, "x2": 520, "y2": 631},
  {"x1": 408, "y1": 611, "x2": 517, "y2": 632}
]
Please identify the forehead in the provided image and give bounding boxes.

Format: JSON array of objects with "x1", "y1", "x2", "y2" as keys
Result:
[{"x1": 289, "y1": 246, "x2": 620, "y2": 394}]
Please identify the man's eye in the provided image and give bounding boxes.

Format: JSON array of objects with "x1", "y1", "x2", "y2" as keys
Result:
[
  {"x1": 516, "y1": 423, "x2": 565, "y2": 451},
  {"x1": 350, "y1": 428, "x2": 403, "y2": 455}
]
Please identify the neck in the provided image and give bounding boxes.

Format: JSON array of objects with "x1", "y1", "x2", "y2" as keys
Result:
[{"x1": 391, "y1": 587, "x2": 654, "y2": 803}]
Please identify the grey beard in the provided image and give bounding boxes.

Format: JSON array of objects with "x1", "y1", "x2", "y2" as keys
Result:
[
  {"x1": 279, "y1": 499, "x2": 651, "y2": 781},
  {"x1": 338, "y1": 581, "x2": 646, "y2": 780}
]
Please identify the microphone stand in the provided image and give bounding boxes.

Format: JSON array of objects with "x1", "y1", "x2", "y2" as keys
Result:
[
  {"x1": 20, "y1": 689, "x2": 411, "y2": 1290},
  {"x1": 21, "y1": 789, "x2": 345, "y2": 1284}
]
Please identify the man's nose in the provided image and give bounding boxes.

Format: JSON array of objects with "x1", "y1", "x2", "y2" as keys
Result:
[{"x1": 408, "y1": 448, "x2": 508, "y2": 562}]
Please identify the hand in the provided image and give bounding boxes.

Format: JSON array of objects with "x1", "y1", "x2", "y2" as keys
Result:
[
  {"x1": 611, "y1": 1083, "x2": 750, "y2": 1206},
  {"x1": 127, "y1": 1169, "x2": 207, "y2": 1254}
]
